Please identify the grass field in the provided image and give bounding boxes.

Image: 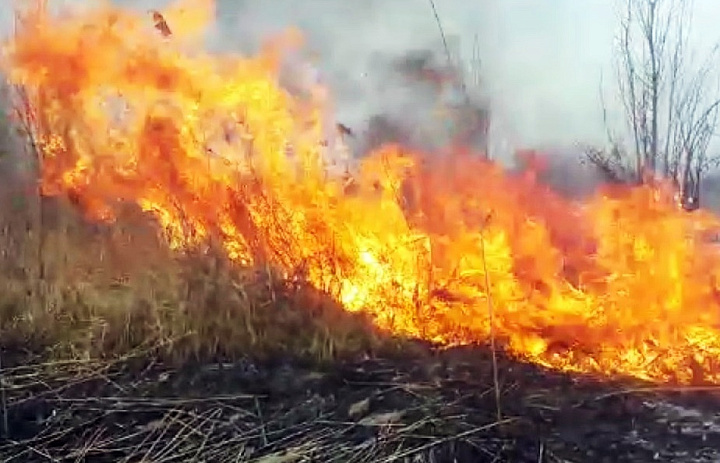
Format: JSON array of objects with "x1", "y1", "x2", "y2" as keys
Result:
[
  {"x1": 0, "y1": 164, "x2": 718, "y2": 463},
  {"x1": 3, "y1": 3, "x2": 720, "y2": 459},
  {"x1": 0, "y1": 187, "x2": 396, "y2": 366}
]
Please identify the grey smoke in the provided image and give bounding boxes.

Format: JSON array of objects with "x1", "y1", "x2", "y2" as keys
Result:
[
  {"x1": 11, "y1": 0, "x2": 720, "y2": 207},
  {"x1": 110, "y1": 0, "x2": 494, "y2": 155},
  {"x1": 0, "y1": 0, "x2": 611, "y2": 202}
]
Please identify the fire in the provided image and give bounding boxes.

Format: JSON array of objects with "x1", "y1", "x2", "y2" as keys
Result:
[{"x1": 6, "y1": 0, "x2": 720, "y2": 384}]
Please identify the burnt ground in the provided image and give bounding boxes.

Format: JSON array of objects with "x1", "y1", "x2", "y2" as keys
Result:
[{"x1": 2, "y1": 343, "x2": 720, "y2": 463}]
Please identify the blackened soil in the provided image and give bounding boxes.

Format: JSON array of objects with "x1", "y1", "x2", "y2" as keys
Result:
[{"x1": 2, "y1": 343, "x2": 720, "y2": 462}]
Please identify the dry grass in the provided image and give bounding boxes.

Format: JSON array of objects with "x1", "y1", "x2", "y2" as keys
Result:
[
  {"x1": 0, "y1": 115, "x2": 708, "y2": 463},
  {"x1": 0, "y1": 188, "x2": 530, "y2": 462},
  {"x1": 0, "y1": 189, "x2": 387, "y2": 366},
  {"x1": 0, "y1": 77, "x2": 404, "y2": 369}
]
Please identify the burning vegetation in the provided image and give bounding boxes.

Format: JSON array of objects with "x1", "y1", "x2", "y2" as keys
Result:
[
  {"x1": 6, "y1": 1, "x2": 720, "y2": 461},
  {"x1": 3, "y1": 0, "x2": 720, "y2": 387}
]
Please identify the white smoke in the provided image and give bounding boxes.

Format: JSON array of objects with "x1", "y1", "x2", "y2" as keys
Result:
[{"x1": 6, "y1": 0, "x2": 700, "y2": 202}]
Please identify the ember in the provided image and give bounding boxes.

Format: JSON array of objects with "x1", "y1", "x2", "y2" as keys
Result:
[{"x1": 5, "y1": 0, "x2": 720, "y2": 388}]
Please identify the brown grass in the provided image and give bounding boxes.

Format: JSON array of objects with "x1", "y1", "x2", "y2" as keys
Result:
[
  {"x1": 0, "y1": 188, "x2": 389, "y2": 366},
  {"x1": 0, "y1": 74, "x2": 406, "y2": 368}
]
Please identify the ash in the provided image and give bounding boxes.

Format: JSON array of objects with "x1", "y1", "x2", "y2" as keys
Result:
[
  {"x1": 629, "y1": 399, "x2": 720, "y2": 462},
  {"x1": 4, "y1": 343, "x2": 720, "y2": 462}
]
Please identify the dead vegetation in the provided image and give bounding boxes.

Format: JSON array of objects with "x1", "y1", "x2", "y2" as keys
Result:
[
  {"x1": 0, "y1": 192, "x2": 386, "y2": 365},
  {"x1": 0, "y1": 350, "x2": 521, "y2": 462},
  {"x1": 590, "y1": 0, "x2": 720, "y2": 208},
  {"x1": 1, "y1": 8, "x2": 720, "y2": 458},
  {"x1": 0, "y1": 105, "x2": 717, "y2": 461},
  {"x1": 1, "y1": 172, "x2": 715, "y2": 462},
  {"x1": 4, "y1": 334, "x2": 720, "y2": 462}
]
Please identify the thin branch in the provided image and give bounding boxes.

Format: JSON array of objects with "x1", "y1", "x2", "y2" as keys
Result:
[
  {"x1": 0, "y1": 350, "x2": 7, "y2": 438},
  {"x1": 478, "y1": 213, "x2": 502, "y2": 422},
  {"x1": 593, "y1": 0, "x2": 720, "y2": 202},
  {"x1": 427, "y1": 0, "x2": 470, "y2": 105}
]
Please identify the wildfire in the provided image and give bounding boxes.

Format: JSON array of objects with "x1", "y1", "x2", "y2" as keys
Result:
[{"x1": 5, "y1": 0, "x2": 720, "y2": 385}]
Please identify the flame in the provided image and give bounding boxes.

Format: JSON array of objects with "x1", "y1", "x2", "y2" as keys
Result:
[{"x1": 6, "y1": 0, "x2": 720, "y2": 384}]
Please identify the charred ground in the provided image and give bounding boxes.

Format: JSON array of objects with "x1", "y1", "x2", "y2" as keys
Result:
[{"x1": 4, "y1": 340, "x2": 720, "y2": 462}]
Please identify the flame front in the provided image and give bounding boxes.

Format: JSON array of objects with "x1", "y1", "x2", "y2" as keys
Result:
[{"x1": 6, "y1": 0, "x2": 720, "y2": 384}]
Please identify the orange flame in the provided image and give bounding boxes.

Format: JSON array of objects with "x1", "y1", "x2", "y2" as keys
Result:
[{"x1": 6, "y1": 0, "x2": 720, "y2": 384}]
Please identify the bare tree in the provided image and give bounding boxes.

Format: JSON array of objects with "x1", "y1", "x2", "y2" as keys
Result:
[{"x1": 589, "y1": 0, "x2": 720, "y2": 208}]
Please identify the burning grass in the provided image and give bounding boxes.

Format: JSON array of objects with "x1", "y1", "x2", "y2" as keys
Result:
[
  {"x1": 0, "y1": 195, "x2": 388, "y2": 364},
  {"x1": 0, "y1": 185, "x2": 718, "y2": 462},
  {"x1": 8, "y1": 0, "x2": 720, "y2": 386},
  {"x1": 6, "y1": 1, "x2": 720, "y2": 460}
]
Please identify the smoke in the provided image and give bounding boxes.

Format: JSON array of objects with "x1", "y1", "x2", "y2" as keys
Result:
[
  {"x1": 191, "y1": 0, "x2": 615, "y2": 158},
  {"x1": 210, "y1": 1, "x2": 495, "y2": 161},
  {"x1": 107, "y1": 0, "x2": 494, "y2": 157},
  {"x1": 0, "y1": 0, "x2": 626, "y2": 200},
  {"x1": 189, "y1": 0, "x2": 609, "y2": 195}
]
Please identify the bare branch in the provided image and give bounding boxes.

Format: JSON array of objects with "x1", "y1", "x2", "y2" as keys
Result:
[{"x1": 591, "y1": 0, "x2": 720, "y2": 208}]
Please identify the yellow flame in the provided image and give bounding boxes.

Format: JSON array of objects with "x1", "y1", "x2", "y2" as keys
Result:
[{"x1": 6, "y1": 0, "x2": 720, "y2": 385}]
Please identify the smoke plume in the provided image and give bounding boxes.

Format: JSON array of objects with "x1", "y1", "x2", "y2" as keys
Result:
[{"x1": 0, "y1": 0, "x2": 617, "y2": 201}]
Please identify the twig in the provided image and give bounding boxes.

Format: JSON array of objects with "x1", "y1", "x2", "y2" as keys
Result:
[
  {"x1": 140, "y1": 409, "x2": 180, "y2": 462},
  {"x1": 254, "y1": 396, "x2": 269, "y2": 446},
  {"x1": 427, "y1": 5, "x2": 500, "y2": 417},
  {"x1": 26, "y1": 444, "x2": 59, "y2": 462},
  {"x1": 46, "y1": 394, "x2": 259, "y2": 406},
  {"x1": 426, "y1": 0, "x2": 471, "y2": 105},
  {"x1": 0, "y1": 348, "x2": 7, "y2": 438},
  {"x1": 427, "y1": 0, "x2": 453, "y2": 68},
  {"x1": 579, "y1": 384, "x2": 720, "y2": 405},
  {"x1": 479, "y1": 214, "x2": 502, "y2": 422},
  {"x1": 70, "y1": 423, "x2": 106, "y2": 461},
  {"x1": 190, "y1": 408, "x2": 222, "y2": 462},
  {"x1": 379, "y1": 418, "x2": 516, "y2": 462},
  {"x1": 154, "y1": 408, "x2": 219, "y2": 462},
  {"x1": 538, "y1": 441, "x2": 544, "y2": 463}
]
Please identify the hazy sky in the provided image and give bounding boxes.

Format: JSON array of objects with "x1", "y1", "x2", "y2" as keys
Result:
[{"x1": 3, "y1": 0, "x2": 720, "y2": 157}]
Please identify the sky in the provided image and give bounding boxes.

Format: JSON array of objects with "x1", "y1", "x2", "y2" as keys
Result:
[{"x1": 3, "y1": 0, "x2": 720, "y2": 159}]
